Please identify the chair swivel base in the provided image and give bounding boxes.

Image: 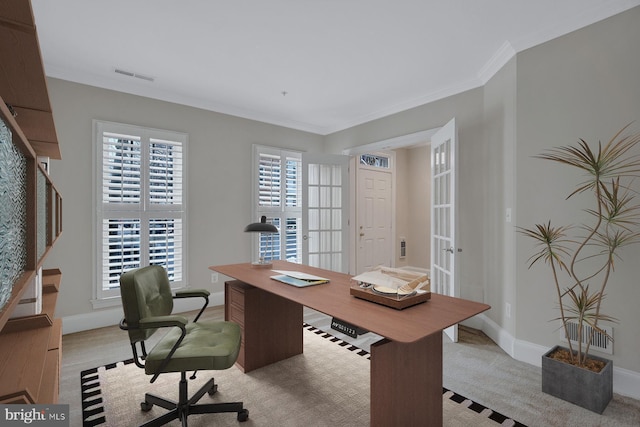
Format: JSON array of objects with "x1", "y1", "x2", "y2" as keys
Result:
[{"x1": 139, "y1": 373, "x2": 248, "y2": 427}]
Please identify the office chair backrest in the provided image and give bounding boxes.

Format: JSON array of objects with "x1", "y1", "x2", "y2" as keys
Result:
[{"x1": 120, "y1": 265, "x2": 174, "y2": 343}]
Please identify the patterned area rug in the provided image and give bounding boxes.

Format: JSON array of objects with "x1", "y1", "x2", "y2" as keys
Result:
[{"x1": 81, "y1": 324, "x2": 526, "y2": 426}]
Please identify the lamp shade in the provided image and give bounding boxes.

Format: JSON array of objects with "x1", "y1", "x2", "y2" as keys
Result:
[{"x1": 244, "y1": 216, "x2": 278, "y2": 233}]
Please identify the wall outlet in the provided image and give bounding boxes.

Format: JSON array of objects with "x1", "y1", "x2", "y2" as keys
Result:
[
  {"x1": 506, "y1": 302, "x2": 511, "y2": 318},
  {"x1": 211, "y1": 272, "x2": 219, "y2": 283}
]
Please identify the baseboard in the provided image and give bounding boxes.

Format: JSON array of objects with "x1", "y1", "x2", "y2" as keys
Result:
[
  {"x1": 613, "y1": 366, "x2": 640, "y2": 400},
  {"x1": 466, "y1": 313, "x2": 516, "y2": 358},
  {"x1": 62, "y1": 291, "x2": 225, "y2": 334},
  {"x1": 513, "y1": 339, "x2": 548, "y2": 367},
  {"x1": 474, "y1": 313, "x2": 640, "y2": 400}
]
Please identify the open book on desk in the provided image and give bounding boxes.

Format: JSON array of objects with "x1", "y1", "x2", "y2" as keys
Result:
[{"x1": 270, "y1": 270, "x2": 330, "y2": 287}]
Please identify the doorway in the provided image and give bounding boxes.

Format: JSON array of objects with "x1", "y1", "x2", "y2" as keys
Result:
[
  {"x1": 344, "y1": 128, "x2": 438, "y2": 275},
  {"x1": 344, "y1": 121, "x2": 460, "y2": 342}
]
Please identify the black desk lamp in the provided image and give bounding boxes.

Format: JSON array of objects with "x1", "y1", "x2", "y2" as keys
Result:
[{"x1": 244, "y1": 216, "x2": 278, "y2": 268}]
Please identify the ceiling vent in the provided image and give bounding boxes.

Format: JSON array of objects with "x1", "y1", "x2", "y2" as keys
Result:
[{"x1": 114, "y1": 68, "x2": 155, "y2": 82}]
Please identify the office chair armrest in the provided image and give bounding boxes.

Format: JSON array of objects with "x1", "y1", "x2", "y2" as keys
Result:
[
  {"x1": 139, "y1": 315, "x2": 189, "y2": 383},
  {"x1": 174, "y1": 289, "x2": 210, "y2": 322},
  {"x1": 139, "y1": 315, "x2": 188, "y2": 330},
  {"x1": 174, "y1": 289, "x2": 210, "y2": 298}
]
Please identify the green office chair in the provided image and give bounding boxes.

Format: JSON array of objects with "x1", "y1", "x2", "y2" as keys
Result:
[{"x1": 119, "y1": 265, "x2": 249, "y2": 427}]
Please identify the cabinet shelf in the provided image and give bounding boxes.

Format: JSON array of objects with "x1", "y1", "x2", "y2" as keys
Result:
[{"x1": 0, "y1": 270, "x2": 61, "y2": 404}]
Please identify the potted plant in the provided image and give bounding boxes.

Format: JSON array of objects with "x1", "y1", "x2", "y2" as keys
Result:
[{"x1": 518, "y1": 125, "x2": 640, "y2": 413}]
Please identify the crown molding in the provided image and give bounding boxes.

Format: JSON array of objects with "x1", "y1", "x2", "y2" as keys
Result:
[
  {"x1": 477, "y1": 41, "x2": 517, "y2": 85},
  {"x1": 323, "y1": 76, "x2": 483, "y2": 135},
  {"x1": 44, "y1": 63, "x2": 327, "y2": 135}
]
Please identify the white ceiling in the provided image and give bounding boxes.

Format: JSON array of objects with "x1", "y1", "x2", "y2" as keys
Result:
[{"x1": 31, "y1": 0, "x2": 640, "y2": 135}]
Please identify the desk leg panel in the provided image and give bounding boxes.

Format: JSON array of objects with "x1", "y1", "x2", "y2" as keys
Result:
[
  {"x1": 225, "y1": 280, "x2": 303, "y2": 372},
  {"x1": 370, "y1": 332, "x2": 443, "y2": 427}
]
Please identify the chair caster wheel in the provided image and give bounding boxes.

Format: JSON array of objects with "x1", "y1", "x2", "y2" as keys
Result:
[
  {"x1": 208, "y1": 384, "x2": 218, "y2": 396},
  {"x1": 140, "y1": 401, "x2": 153, "y2": 412},
  {"x1": 237, "y1": 409, "x2": 249, "y2": 422}
]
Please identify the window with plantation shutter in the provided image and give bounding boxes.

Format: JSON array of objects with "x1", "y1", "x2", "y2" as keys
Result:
[
  {"x1": 253, "y1": 146, "x2": 302, "y2": 264},
  {"x1": 94, "y1": 121, "x2": 187, "y2": 304}
]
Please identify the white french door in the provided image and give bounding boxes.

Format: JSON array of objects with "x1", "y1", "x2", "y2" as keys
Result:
[
  {"x1": 302, "y1": 153, "x2": 350, "y2": 272},
  {"x1": 430, "y1": 118, "x2": 459, "y2": 342}
]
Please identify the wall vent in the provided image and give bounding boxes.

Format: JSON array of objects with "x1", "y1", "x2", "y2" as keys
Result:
[
  {"x1": 561, "y1": 321, "x2": 613, "y2": 355},
  {"x1": 114, "y1": 68, "x2": 155, "y2": 82}
]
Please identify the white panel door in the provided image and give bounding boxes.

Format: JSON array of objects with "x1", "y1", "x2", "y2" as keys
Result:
[
  {"x1": 356, "y1": 167, "x2": 392, "y2": 274},
  {"x1": 302, "y1": 153, "x2": 349, "y2": 272},
  {"x1": 430, "y1": 118, "x2": 459, "y2": 342}
]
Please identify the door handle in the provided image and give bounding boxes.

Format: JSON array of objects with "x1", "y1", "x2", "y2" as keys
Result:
[
  {"x1": 443, "y1": 247, "x2": 454, "y2": 253},
  {"x1": 359, "y1": 232, "x2": 365, "y2": 237}
]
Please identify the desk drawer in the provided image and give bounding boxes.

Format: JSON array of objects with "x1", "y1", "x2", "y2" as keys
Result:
[
  {"x1": 225, "y1": 280, "x2": 248, "y2": 325},
  {"x1": 228, "y1": 308, "x2": 245, "y2": 328},
  {"x1": 227, "y1": 286, "x2": 245, "y2": 308}
]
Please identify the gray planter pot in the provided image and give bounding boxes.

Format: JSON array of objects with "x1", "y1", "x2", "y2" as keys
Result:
[{"x1": 542, "y1": 345, "x2": 613, "y2": 414}]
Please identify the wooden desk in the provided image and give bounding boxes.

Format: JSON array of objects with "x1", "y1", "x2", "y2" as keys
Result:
[{"x1": 210, "y1": 261, "x2": 490, "y2": 427}]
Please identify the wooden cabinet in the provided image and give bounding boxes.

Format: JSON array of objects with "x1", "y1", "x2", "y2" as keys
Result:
[
  {"x1": 0, "y1": 0, "x2": 62, "y2": 404},
  {"x1": 225, "y1": 280, "x2": 303, "y2": 373},
  {"x1": 0, "y1": 0, "x2": 60, "y2": 159}
]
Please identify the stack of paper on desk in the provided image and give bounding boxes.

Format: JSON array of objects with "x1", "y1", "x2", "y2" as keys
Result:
[{"x1": 270, "y1": 270, "x2": 330, "y2": 287}]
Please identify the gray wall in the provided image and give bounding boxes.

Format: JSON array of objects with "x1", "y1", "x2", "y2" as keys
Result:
[
  {"x1": 405, "y1": 145, "x2": 430, "y2": 269},
  {"x1": 393, "y1": 145, "x2": 430, "y2": 270},
  {"x1": 515, "y1": 7, "x2": 640, "y2": 371},
  {"x1": 45, "y1": 79, "x2": 324, "y2": 318},
  {"x1": 394, "y1": 148, "x2": 410, "y2": 269},
  {"x1": 483, "y1": 56, "x2": 517, "y2": 336}
]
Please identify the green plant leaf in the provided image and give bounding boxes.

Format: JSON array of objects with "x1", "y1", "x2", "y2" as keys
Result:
[
  {"x1": 517, "y1": 222, "x2": 574, "y2": 271},
  {"x1": 535, "y1": 125, "x2": 640, "y2": 199}
]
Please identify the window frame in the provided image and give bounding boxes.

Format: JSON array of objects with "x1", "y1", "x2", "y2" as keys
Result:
[
  {"x1": 251, "y1": 145, "x2": 302, "y2": 264},
  {"x1": 92, "y1": 120, "x2": 188, "y2": 307}
]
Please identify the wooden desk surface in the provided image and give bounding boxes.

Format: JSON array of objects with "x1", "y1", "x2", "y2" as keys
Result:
[{"x1": 211, "y1": 260, "x2": 490, "y2": 343}]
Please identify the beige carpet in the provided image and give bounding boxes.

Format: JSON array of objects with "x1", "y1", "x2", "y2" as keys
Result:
[{"x1": 81, "y1": 325, "x2": 523, "y2": 426}]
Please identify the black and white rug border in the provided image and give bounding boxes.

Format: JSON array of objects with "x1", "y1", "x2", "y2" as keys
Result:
[{"x1": 80, "y1": 323, "x2": 527, "y2": 427}]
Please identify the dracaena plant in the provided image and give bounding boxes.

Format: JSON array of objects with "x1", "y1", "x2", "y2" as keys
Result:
[{"x1": 518, "y1": 125, "x2": 640, "y2": 367}]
